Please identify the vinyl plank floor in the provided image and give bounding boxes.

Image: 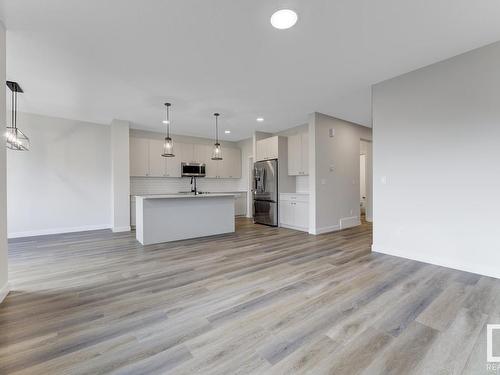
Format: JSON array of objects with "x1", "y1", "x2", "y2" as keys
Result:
[{"x1": 1, "y1": 218, "x2": 499, "y2": 374}]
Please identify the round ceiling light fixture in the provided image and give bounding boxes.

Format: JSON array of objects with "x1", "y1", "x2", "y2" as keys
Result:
[
  {"x1": 270, "y1": 9, "x2": 298, "y2": 30},
  {"x1": 256, "y1": 117, "x2": 264, "y2": 122}
]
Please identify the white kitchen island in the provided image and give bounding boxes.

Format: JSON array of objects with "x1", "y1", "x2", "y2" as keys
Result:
[{"x1": 135, "y1": 194, "x2": 236, "y2": 245}]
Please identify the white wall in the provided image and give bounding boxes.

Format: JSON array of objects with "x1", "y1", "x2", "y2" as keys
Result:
[
  {"x1": 365, "y1": 141, "x2": 373, "y2": 222},
  {"x1": 309, "y1": 113, "x2": 372, "y2": 234},
  {"x1": 372, "y1": 41, "x2": 500, "y2": 278},
  {"x1": 0, "y1": 22, "x2": 8, "y2": 303},
  {"x1": 7, "y1": 113, "x2": 112, "y2": 237},
  {"x1": 111, "y1": 120, "x2": 130, "y2": 232}
]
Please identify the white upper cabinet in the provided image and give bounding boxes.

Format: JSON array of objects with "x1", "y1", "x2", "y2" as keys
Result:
[
  {"x1": 256, "y1": 136, "x2": 279, "y2": 161},
  {"x1": 287, "y1": 132, "x2": 309, "y2": 176},
  {"x1": 194, "y1": 144, "x2": 210, "y2": 165},
  {"x1": 130, "y1": 137, "x2": 241, "y2": 179},
  {"x1": 223, "y1": 148, "x2": 241, "y2": 178},
  {"x1": 130, "y1": 137, "x2": 150, "y2": 176},
  {"x1": 179, "y1": 143, "x2": 195, "y2": 163},
  {"x1": 287, "y1": 135, "x2": 301, "y2": 175},
  {"x1": 301, "y1": 132, "x2": 309, "y2": 175},
  {"x1": 148, "y1": 139, "x2": 166, "y2": 177},
  {"x1": 206, "y1": 147, "x2": 241, "y2": 179},
  {"x1": 165, "y1": 151, "x2": 181, "y2": 177}
]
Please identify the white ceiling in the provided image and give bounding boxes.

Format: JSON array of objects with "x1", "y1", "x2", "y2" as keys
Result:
[{"x1": 2, "y1": 0, "x2": 500, "y2": 141}]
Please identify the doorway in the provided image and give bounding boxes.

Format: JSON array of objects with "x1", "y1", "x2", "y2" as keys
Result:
[{"x1": 360, "y1": 140, "x2": 372, "y2": 222}]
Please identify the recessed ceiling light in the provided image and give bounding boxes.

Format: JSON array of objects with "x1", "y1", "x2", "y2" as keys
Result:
[
  {"x1": 256, "y1": 117, "x2": 264, "y2": 122},
  {"x1": 224, "y1": 130, "x2": 231, "y2": 134},
  {"x1": 270, "y1": 9, "x2": 298, "y2": 30}
]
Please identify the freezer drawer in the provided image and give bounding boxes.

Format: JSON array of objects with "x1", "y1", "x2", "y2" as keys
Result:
[{"x1": 253, "y1": 200, "x2": 278, "y2": 226}]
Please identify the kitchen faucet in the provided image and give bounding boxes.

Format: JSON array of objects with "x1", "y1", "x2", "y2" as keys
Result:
[{"x1": 190, "y1": 176, "x2": 198, "y2": 195}]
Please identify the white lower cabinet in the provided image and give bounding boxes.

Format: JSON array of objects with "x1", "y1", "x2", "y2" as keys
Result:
[{"x1": 279, "y1": 193, "x2": 309, "y2": 232}]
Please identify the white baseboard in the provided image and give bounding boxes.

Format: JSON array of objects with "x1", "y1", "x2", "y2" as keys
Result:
[
  {"x1": 112, "y1": 226, "x2": 131, "y2": 233},
  {"x1": 372, "y1": 244, "x2": 500, "y2": 280},
  {"x1": 310, "y1": 224, "x2": 340, "y2": 235},
  {"x1": 280, "y1": 223, "x2": 309, "y2": 233},
  {"x1": 8, "y1": 224, "x2": 111, "y2": 239},
  {"x1": 0, "y1": 282, "x2": 10, "y2": 304},
  {"x1": 340, "y1": 216, "x2": 360, "y2": 229}
]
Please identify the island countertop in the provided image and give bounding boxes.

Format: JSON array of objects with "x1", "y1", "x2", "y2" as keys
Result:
[{"x1": 135, "y1": 193, "x2": 237, "y2": 200}]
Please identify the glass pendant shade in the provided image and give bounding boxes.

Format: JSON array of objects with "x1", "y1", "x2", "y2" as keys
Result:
[
  {"x1": 161, "y1": 102, "x2": 175, "y2": 157},
  {"x1": 211, "y1": 113, "x2": 223, "y2": 160},
  {"x1": 162, "y1": 136, "x2": 174, "y2": 157},
  {"x1": 5, "y1": 127, "x2": 29, "y2": 151},
  {"x1": 5, "y1": 81, "x2": 29, "y2": 151},
  {"x1": 212, "y1": 142, "x2": 222, "y2": 160}
]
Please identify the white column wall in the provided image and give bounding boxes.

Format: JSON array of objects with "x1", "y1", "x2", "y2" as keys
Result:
[
  {"x1": 0, "y1": 22, "x2": 8, "y2": 303},
  {"x1": 111, "y1": 120, "x2": 131, "y2": 232}
]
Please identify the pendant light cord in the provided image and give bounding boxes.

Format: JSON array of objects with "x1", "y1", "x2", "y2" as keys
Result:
[
  {"x1": 214, "y1": 113, "x2": 219, "y2": 144},
  {"x1": 14, "y1": 90, "x2": 17, "y2": 130}
]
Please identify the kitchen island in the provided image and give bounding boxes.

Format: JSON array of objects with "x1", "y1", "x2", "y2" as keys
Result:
[{"x1": 135, "y1": 194, "x2": 236, "y2": 245}]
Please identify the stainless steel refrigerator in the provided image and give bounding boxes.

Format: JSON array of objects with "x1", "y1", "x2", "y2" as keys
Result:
[{"x1": 253, "y1": 159, "x2": 278, "y2": 226}]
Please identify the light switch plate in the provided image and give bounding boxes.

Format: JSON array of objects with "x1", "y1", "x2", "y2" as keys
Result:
[{"x1": 329, "y1": 128, "x2": 335, "y2": 137}]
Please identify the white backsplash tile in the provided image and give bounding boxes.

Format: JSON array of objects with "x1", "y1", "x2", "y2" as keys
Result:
[
  {"x1": 130, "y1": 177, "x2": 245, "y2": 195},
  {"x1": 296, "y1": 175, "x2": 309, "y2": 193}
]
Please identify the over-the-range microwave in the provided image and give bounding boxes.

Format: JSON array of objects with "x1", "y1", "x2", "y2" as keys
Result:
[{"x1": 181, "y1": 162, "x2": 206, "y2": 177}]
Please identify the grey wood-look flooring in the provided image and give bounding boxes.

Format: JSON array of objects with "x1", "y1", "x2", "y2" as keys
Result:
[{"x1": 1, "y1": 218, "x2": 499, "y2": 374}]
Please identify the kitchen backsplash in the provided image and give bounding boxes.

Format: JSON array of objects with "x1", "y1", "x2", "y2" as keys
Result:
[
  {"x1": 130, "y1": 177, "x2": 246, "y2": 195},
  {"x1": 296, "y1": 175, "x2": 309, "y2": 193}
]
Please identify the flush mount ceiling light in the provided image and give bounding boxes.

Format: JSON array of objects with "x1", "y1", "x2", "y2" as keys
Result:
[
  {"x1": 270, "y1": 9, "x2": 298, "y2": 30},
  {"x1": 5, "y1": 81, "x2": 29, "y2": 151},
  {"x1": 224, "y1": 130, "x2": 231, "y2": 134},
  {"x1": 161, "y1": 103, "x2": 175, "y2": 157},
  {"x1": 211, "y1": 113, "x2": 223, "y2": 161},
  {"x1": 256, "y1": 117, "x2": 264, "y2": 122}
]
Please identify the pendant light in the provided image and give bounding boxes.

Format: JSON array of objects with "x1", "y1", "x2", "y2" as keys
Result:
[
  {"x1": 161, "y1": 102, "x2": 175, "y2": 157},
  {"x1": 5, "y1": 81, "x2": 29, "y2": 151},
  {"x1": 211, "y1": 113, "x2": 223, "y2": 160}
]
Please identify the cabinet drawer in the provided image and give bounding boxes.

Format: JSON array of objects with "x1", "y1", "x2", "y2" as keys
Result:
[{"x1": 280, "y1": 194, "x2": 309, "y2": 203}]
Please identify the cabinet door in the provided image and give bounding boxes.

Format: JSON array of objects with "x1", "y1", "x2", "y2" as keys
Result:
[
  {"x1": 165, "y1": 153, "x2": 181, "y2": 177},
  {"x1": 267, "y1": 137, "x2": 279, "y2": 159},
  {"x1": 130, "y1": 137, "x2": 149, "y2": 176},
  {"x1": 179, "y1": 143, "x2": 195, "y2": 163},
  {"x1": 279, "y1": 201, "x2": 293, "y2": 226},
  {"x1": 222, "y1": 148, "x2": 241, "y2": 178},
  {"x1": 194, "y1": 144, "x2": 210, "y2": 164},
  {"x1": 287, "y1": 135, "x2": 301, "y2": 176},
  {"x1": 294, "y1": 201, "x2": 309, "y2": 229},
  {"x1": 301, "y1": 133, "x2": 309, "y2": 175},
  {"x1": 206, "y1": 156, "x2": 221, "y2": 178},
  {"x1": 148, "y1": 139, "x2": 166, "y2": 177},
  {"x1": 256, "y1": 139, "x2": 266, "y2": 161},
  {"x1": 235, "y1": 194, "x2": 247, "y2": 216}
]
